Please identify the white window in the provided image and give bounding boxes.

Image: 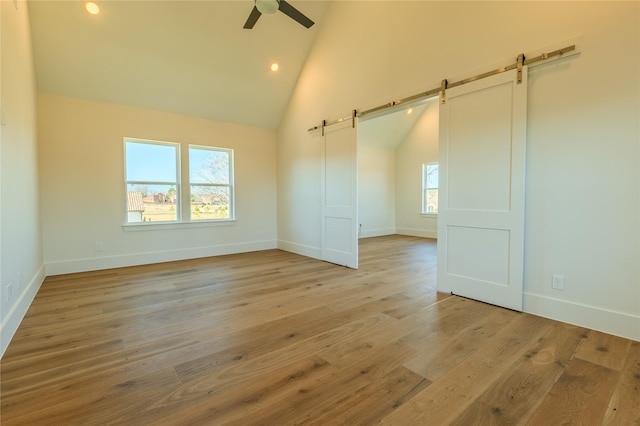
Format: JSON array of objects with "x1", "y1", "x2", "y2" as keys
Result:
[
  {"x1": 124, "y1": 138, "x2": 234, "y2": 224},
  {"x1": 125, "y1": 139, "x2": 180, "y2": 223},
  {"x1": 422, "y1": 162, "x2": 438, "y2": 214},
  {"x1": 189, "y1": 145, "x2": 234, "y2": 221}
]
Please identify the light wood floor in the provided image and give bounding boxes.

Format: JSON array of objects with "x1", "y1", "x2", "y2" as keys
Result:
[{"x1": 1, "y1": 235, "x2": 638, "y2": 425}]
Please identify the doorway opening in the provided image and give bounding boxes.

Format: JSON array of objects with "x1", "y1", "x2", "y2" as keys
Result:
[{"x1": 356, "y1": 97, "x2": 439, "y2": 245}]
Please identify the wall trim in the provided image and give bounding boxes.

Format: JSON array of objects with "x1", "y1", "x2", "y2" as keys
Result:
[
  {"x1": 359, "y1": 228, "x2": 396, "y2": 239},
  {"x1": 45, "y1": 240, "x2": 277, "y2": 276},
  {"x1": 524, "y1": 292, "x2": 640, "y2": 342},
  {"x1": 277, "y1": 239, "x2": 322, "y2": 260},
  {"x1": 1, "y1": 264, "x2": 46, "y2": 358},
  {"x1": 396, "y1": 228, "x2": 438, "y2": 239}
]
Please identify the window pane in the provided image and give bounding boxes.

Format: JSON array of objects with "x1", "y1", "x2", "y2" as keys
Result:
[
  {"x1": 127, "y1": 184, "x2": 178, "y2": 222},
  {"x1": 426, "y1": 164, "x2": 439, "y2": 189},
  {"x1": 191, "y1": 185, "x2": 230, "y2": 220},
  {"x1": 125, "y1": 142, "x2": 177, "y2": 183},
  {"x1": 422, "y1": 162, "x2": 438, "y2": 214},
  {"x1": 426, "y1": 189, "x2": 438, "y2": 213},
  {"x1": 190, "y1": 148, "x2": 229, "y2": 184}
]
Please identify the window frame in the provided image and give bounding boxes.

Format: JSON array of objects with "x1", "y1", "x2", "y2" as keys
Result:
[
  {"x1": 422, "y1": 162, "x2": 439, "y2": 215},
  {"x1": 188, "y1": 144, "x2": 235, "y2": 222},
  {"x1": 123, "y1": 138, "x2": 236, "y2": 228},
  {"x1": 124, "y1": 138, "x2": 181, "y2": 224}
]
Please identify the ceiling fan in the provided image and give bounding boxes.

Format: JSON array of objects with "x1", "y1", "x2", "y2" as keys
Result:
[{"x1": 243, "y1": 0, "x2": 314, "y2": 29}]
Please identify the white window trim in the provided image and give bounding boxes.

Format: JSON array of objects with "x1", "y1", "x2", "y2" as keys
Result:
[{"x1": 122, "y1": 219, "x2": 237, "y2": 232}]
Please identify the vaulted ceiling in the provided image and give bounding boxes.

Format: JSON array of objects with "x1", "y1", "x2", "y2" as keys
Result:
[
  {"x1": 28, "y1": 0, "x2": 330, "y2": 129},
  {"x1": 359, "y1": 102, "x2": 430, "y2": 150}
]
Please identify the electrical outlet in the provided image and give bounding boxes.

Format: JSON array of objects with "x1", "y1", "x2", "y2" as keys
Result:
[
  {"x1": 95, "y1": 242, "x2": 104, "y2": 252},
  {"x1": 552, "y1": 274, "x2": 564, "y2": 290}
]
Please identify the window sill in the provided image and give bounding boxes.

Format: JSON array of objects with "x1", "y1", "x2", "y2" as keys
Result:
[
  {"x1": 420, "y1": 213, "x2": 438, "y2": 218},
  {"x1": 122, "y1": 219, "x2": 237, "y2": 232}
]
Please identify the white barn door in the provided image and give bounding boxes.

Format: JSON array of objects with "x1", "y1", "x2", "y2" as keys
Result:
[
  {"x1": 437, "y1": 68, "x2": 527, "y2": 311},
  {"x1": 321, "y1": 119, "x2": 358, "y2": 269}
]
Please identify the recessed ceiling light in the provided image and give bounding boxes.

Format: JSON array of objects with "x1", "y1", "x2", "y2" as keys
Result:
[
  {"x1": 407, "y1": 108, "x2": 413, "y2": 115},
  {"x1": 270, "y1": 63, "x2": 279, "y2": 72},
  {"x1": 85, "y1": 2, "x2": 100, "y2": 15}
]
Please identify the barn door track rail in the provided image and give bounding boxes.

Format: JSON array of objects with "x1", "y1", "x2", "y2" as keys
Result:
[{"x1": 308, "y1": 44, "x2": 576, "y2": 133}]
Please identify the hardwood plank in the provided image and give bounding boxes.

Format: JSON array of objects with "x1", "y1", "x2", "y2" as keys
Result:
[
  {"x1": 3, "y1": 306, "x2": 148, "y2": 360},
  {"x1": 2, "y1": 367, "x2": 182, "y2": 425},
  {"x1": 0, "y1": 338, "x2": 124, "y2": 386},
  {"x1": 305, "y1": 315, "x2": 403, "y2": 370},
  {"x1": 574, "y1": 329, "x2": 632, "y2": 371},
  {"x1": 308, "y1": 365, "x2": 431, "y2": 426},
  {"x1": 603, "y1": 340, "x2": 640, "y2": 425},
  {"x1": 398, "y1": 296, "x2": 497, "y2": 349},
  {"x1": 402, "y1": 306, "x2": 517, "y2": 381},
  {"x1": 379, "y1": 313, "x2": 552, "y2": 425},
  {"x1": 133, "y1": 356, "x2": 334, "y2": 425},
  {"x1": 382, "y1": 291, "x2": 449, "y2": 320},
  {"x1": 449, "y1": 321, "x2": 588, "y2": 425},
  {"x1": 175, "y1": 314, "x2": 392, "y2": 383},
  {"x1": 527, "y1": 358, "x2": 620, "y2": 425},
  {"x1": 121, "y1": 312, "x2": 398, "y2": 423},
  {"x1": 241, "y1": 340, "x2": 419, "y2": 425},
  {"x1": 17, "y1": 305, "x2": 104, "y2": 330},
  {"x1": 0, "y1": 334, "x2": 196, "y2": 399},
  {"x1": 169, "y1": 290, "x2": 429, "y2": 385}
]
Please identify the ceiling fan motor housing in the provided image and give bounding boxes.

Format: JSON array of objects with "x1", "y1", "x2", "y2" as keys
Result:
[
  {"x1": 244, "y1": 0, "x2": 314, "y2": 29},
  {"x1": 256, "y1": 0, "x2": 279, "y2": 14}
]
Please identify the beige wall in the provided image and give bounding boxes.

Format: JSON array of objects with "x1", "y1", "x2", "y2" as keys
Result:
[
  {"x1": 1, "y1": 0, "x2": 44, "y2": 357},
  {"x1": 278, "y1": 1, "x2": 640, "y2": 340},
  {"x1": 357, "y1": 143, "x2": 396, "y2": 238},
  {"x1": 38, "y1": 93, "x2": 277, "y2": 275}
]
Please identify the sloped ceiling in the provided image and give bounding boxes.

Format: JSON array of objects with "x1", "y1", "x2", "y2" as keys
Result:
[
  {"x1": 358, "y1": 102, "x2": 429, "y2": 150},
  {"x1": 27, "y1": 0, "x2": 330, "y2": 129}
]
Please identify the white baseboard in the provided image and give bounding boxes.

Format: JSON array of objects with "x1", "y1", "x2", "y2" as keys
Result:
[
  {"x1": 1, "y1": 264, "x2": 46, "y2": 358},
  {"x1": 45, "y1": 240, "x2": 278, "y2": 276},
  {"x1": 396, "y1": 228, "x2": 438, "y2": 239},
  {"x1": 359, "y1": 228, "x2": 395, "y2": 239},
  {"x1": 277, "y1": 240, "x2": 322, "y2": 260},
  {"x1": 524, "y1": 292, "x2": 640, "y2": 342}
]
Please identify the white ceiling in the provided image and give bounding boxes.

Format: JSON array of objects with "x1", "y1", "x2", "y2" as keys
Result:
[{"x1": 27, "y1": 0, "x2": 330, "y2": 129}]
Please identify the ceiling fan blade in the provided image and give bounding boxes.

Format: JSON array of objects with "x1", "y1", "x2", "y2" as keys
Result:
[
  {"x1": 243, "y1": 6, "x2": 262, "y2": 29},
  {"x1": 278, "y1": 0, "x2": 314, "y2": 28}
]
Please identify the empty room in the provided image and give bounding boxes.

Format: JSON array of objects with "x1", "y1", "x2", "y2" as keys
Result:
[{"x1": 1, "y1": 1, "x2": 639, "y2": 424}]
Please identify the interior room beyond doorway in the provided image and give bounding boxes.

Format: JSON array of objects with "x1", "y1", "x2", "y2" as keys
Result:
[{"x1": 357, "y1": 98, "x2": 439, "y2": 244}]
